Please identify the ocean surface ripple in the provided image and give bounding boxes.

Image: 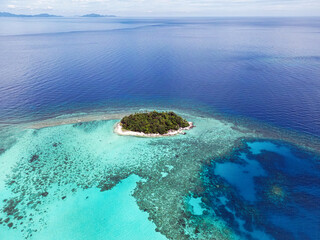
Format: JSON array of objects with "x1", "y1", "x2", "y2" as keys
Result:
[{"x1": 0, "y1": 17, "x2": 320, "y2": 136}]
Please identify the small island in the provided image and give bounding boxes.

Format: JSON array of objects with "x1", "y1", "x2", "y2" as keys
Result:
[
  {"x1": 114, "y1": 111, "x2": 193, "y2": 137},
  {"x1": 81, "y1": 13, "x2": 116, "y2": 18},
  {"x1": 0, "y1": 12, "x2": 61, "y2": 17}
]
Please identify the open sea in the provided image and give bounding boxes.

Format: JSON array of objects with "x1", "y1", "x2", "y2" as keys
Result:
[{"x1": 0, "y1": 17, "x2": 319, "y2": 240}]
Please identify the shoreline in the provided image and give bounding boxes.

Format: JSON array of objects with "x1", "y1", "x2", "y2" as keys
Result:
[
  {"x1": 16, "y1": 109, "x2": 320, "y2": 153},
  {"x1": 114, "y1": 122, "x2": 194, "y2": 137},
  {"x1": 24, "y1": 108, "x2": 194, "y2": 130}
]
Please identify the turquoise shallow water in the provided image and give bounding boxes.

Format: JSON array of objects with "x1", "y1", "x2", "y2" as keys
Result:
[
  {"x1": 0, "y1": 175, "x2": 165, "y2": 240},
  {"x1": 0, "y1": 110, "x2": 319, "y2": 239},
  {"x1": 0, "y1": 112, "x2": 256, "y2": 239},
  {"x1": 1, "y1": 17, "x2": 320, "y2": 240}
]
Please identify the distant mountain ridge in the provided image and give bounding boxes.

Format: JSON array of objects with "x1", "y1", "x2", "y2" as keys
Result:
[
  {"x1": 0, "y1": 12, "x2": 116, "y2": 18},
  {"x1": 81, "y1": 13, "x2": 116, "y2": 17},
  {"x1": 0, "y1": 12, "x2": 61, "y2": 17}
]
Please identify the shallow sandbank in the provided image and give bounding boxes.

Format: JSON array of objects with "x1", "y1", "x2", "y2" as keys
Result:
[{"x1": 27, "y1": 113, "x2": 127, "y2": 129}]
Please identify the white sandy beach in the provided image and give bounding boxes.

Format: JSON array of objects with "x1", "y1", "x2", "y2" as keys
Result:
[{"x1": 114, "y1": 122, "x2": 194, "y2": 137}]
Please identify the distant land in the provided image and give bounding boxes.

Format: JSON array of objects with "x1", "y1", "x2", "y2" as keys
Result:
[
  {"x1": 0, "y1": 12, "x2": 116, "y2": 18},
  {"x1": 81, "y1": 13, "x2": 116, "y2": 17},
  {"x1": 0, "y1": 12, "x2": 61, "y2": 17}
]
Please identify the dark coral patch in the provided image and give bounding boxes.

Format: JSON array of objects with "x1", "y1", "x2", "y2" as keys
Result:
[
  {"x1": 0, "y1": 148, "x2": 5, "y2": 155},
  {"x1": 52, "y1": 142, "x2": 62, "y2": 147},
  {"x1": 3, "y1": 198, "x2": 21, "y2": 216},
  {"x1": 72, "y1": 121, "x2": 102, "y2": 132},
  {"x1": 41, "y1": 192, "x2": 49, "y2": 197},
  {"x1": 29, "y1": 154, "x2": 39, "y2": 163}
]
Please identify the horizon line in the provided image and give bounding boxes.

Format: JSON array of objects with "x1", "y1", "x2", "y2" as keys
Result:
[{"x1": 1, "y1": 12, "x2": 320, "y2": 18}]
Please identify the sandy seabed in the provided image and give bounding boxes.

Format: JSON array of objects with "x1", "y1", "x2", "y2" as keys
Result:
[{"x1": 1, "y1": 110, "x2": 320, "y2": 240}]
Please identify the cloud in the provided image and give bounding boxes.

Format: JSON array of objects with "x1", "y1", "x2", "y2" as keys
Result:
[{"x1": 2, "y1": 0, "x2": 320, "y2": 16}]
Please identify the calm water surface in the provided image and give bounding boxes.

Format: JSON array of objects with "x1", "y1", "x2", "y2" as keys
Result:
[
  {"x1": 0, "y1": 17, "x2": 320, "y2": 240},
  {"x1": 204, "y1": 140, "x2": 320, "y2": 240},
  {"x1": 0, "y1": 17, "x2": 320, "y2": 136}
]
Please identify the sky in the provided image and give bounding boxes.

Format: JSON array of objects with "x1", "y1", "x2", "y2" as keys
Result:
[{"x1": 1, "y1": 0, "x2": 320, "y2": 17}]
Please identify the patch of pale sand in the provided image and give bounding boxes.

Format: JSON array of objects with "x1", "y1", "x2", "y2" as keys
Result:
[
  {"x1": 0, "y1": 113, "x2": 256, "y2": 239},
  {"x1": 27, "y1": 113, "x2": 127, "y2": 129},
  {"x1": 0, "y1": 129, "x2": 33, "y2": 191},
  {"x1": 0, "y1": 175, "x2": 167, "y2": 240}
]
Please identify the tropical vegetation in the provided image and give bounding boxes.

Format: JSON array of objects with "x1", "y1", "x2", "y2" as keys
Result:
[{"x1": 120, "y1": 111, "x2": 189, "y2": 134}]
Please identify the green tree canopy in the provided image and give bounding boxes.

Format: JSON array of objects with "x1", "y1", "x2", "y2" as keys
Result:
[{"x1": 120, "y1": 111, "x2": 189, "y2": 134}]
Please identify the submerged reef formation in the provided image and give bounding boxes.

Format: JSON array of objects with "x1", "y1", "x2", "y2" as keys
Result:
[
  {"x1": 196, "y1": 140, "x2": 320, "y2": 240},
  {"x1": 120, "y1": 111, "x2": 190, "y2": 134},
  {"x1": 0, "y1": 111, "x2": 319, "y2": 240}
]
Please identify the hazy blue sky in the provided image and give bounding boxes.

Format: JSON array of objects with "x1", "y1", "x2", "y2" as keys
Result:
[{"x1": 1, "y1": 0, "x2": 320, "y2": 16}]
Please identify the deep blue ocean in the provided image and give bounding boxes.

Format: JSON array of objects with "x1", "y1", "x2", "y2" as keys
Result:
[
  {"x1": 0, "y1": 17, "x2": 320, "y2": 240},
  {"x1": 0, "y1": 17, "x2": 320, "y2": 136}
]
